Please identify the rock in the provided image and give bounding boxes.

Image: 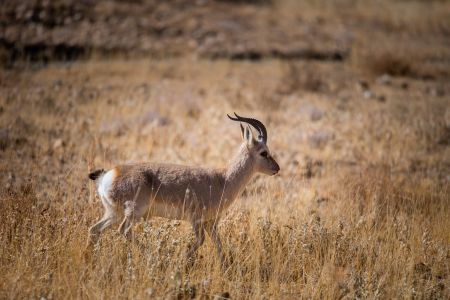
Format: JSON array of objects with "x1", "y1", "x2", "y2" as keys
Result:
[
  {"x1": 377, "y1": 74, "x2": 392, "y2": 85},
  {"x1": 363, "y1": 90, "x2": 374, "y2": 99},
  {"x1": 425, "y1": 86, "x2": 444, "y2": 97},
  {"x1": 53, "y1": 139, "x2": 64, "y2": 149}
]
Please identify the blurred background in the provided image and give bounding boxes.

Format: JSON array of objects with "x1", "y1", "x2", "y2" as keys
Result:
[
  {"x1": 1, "y1": 0, "x2": 449, "y2": 72},
  {"x1": 0, "y1": 0, "x2": 449, "y2": 299}
]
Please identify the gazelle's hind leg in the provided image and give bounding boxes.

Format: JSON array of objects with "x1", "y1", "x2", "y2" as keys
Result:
[{"x1": 86, "y1": 196, "x2": 119, "y2": 249}]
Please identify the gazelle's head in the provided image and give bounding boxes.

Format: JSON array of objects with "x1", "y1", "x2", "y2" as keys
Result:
[{"x1": 228, "y1": 113, "x2": 280, "y2": 175}]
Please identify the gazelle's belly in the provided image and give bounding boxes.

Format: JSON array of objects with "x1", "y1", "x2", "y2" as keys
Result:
[
  {"x1": 144, "y1": 197, "x2": 222, "y2": 222},
  {"x1": 145, "y1": 201, "x2": 188, "y2": 220}
]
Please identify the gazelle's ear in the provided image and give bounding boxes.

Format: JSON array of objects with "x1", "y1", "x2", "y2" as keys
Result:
[
  {"x1": 240, "y1": 123, "x2": 245, "y2": 139},
  {"x1": 243, "y1": 124, "x2": 254, "y2": 146}
]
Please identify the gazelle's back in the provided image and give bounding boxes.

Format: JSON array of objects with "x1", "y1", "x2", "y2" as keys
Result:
[{"x1": 104, "y1": 163, "x2": 227, "y2": 220}]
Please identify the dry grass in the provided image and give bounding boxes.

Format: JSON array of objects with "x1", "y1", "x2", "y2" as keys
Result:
[
  {"x1": 1, "y1": 58, "x2": 449, "y2": 299},
  {"x1": 1, "y1": 0, "x2": 450, "y2": 299},
  {"x1": 1, "y1": 171, "x2": 448, "y2": 299}
]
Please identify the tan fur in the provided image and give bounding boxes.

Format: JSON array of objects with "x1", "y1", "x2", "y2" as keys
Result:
[{"x1": 86, "y1": 118, "x2": 280, "y2": 265}]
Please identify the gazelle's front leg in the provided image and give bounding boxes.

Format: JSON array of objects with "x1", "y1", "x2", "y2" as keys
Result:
[
  {"x1": 204, "y1": 220, "x2": 227, "y2": 266},
  {"x1": 118, "y1": 203, "x2": 147, "y2": 240},
  {"x1": 118, "y1": 215, "x2": 134, "y2": 240},
  {"x1": 117, "y1": 203, "x2": 150, "y2": 253},
  {"x1": 186, "y1": 220, "x2": 205, "y2": 262}
]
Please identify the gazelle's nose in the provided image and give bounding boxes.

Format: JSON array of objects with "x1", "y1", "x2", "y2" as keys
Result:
[{"x1": 273, "y1": 164, "x2": 280, "y2": 175}]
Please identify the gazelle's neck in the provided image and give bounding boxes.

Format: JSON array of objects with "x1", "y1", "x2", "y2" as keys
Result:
[{"x1": 223, "y1": 144, "x2": 255, "y2": 202}]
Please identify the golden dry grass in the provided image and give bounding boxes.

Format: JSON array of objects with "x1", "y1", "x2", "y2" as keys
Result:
[
  {"x1": 1, "y1": 58, "x2": 449, "y2": 299},
  {"x1": 1, "y1": 1, "x2": 450, "y2": 299}
]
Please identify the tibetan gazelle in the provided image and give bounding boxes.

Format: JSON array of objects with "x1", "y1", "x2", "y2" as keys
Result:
[{"x1": 87, "y1": 113, "x2": 280, "y2": 264}]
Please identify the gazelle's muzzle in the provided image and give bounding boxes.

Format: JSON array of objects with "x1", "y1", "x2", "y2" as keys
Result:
[{"x1": 271, "y1": 157, "x2": 280, "y2": 175}]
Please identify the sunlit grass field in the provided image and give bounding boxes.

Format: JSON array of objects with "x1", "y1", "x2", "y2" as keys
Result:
[
  {"x1": 1, "y1": 0, "x2": 449, "y2": 298},
  {"x1": 1, "y1": 58, "x2": 448, "y2": 299}
]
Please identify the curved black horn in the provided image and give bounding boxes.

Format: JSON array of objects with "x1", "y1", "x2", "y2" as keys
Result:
[{"x1": 227, "y1": 112, "x2": 268, "y2": 143}]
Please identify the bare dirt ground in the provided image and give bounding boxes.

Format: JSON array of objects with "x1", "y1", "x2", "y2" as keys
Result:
[{"x1": 1, "y1": 0, "x2": 449, "y2": 299}]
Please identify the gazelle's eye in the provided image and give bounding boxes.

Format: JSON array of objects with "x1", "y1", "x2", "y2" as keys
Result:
[{"x1": 260, "y1": 151, "x2": 268, "y2": 158}]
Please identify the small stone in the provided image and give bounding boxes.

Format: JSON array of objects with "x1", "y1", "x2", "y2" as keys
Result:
[
  {"x1": 363, "y1": 90, "x2": 374, "y2": 99},
  {"x1": 377, "y1": 74, "x2": 391, "y2": 85},
  {"x1": 425, "y1": 86, "x2": 443, "y2": 97},
  {"x1": 53, "y1": 139, "x2": 64, "y2": 149}
]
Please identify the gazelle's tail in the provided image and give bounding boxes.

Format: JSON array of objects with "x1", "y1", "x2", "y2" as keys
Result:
[{"x1": 88, "y1": 169, "x2": 105, "y2": 181}]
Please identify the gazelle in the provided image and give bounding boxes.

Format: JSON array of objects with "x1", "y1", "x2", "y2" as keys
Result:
[{"x1": 87, "y1": 113, "x2": 280, "y2": 264}]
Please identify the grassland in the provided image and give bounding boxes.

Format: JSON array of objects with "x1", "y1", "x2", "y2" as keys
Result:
[{"x1": 1, "y1": 0, "x2": 449, "y2": 299}]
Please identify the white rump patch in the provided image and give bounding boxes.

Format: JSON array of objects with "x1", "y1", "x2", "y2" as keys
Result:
[{"x1": 98, "y1": 169, "x2": 116, "y2": 201}]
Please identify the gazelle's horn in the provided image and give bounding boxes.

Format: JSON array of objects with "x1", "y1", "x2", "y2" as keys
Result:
[{"x1": 227, "y1": 112, "x2": 267, "y2": 144}]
